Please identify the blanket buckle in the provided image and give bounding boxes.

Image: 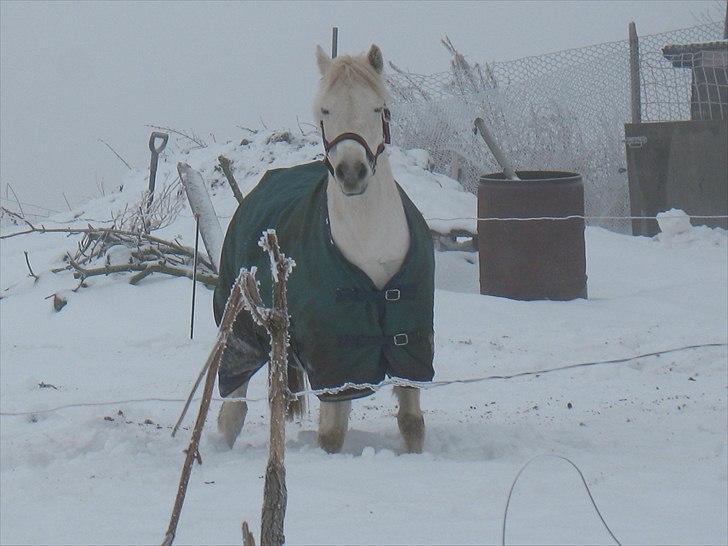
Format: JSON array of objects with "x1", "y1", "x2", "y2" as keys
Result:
[
  {"x1": 393, "y1": 333, "x2": 409, "y2": 346},
  {"x1": 385, "y1": 288, "x2": 401, "y2": 301}
]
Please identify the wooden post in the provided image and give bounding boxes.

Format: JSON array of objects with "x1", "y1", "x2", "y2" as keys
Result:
[
  {"x1": 259, "y1": 232, "x2": 290, "y2": 546},
  {"x1": 236, "y1": 231, "x2": 294, "y2": 546},
  {"x1": 331, "y1": 27, "x2": 338, "y2": 59},
  {"x1": 450, "y1": 151, "x2": 462, "y2": 183},
  {"x1": 628, "y1": 22, "x2": 642, "y2": 124}
]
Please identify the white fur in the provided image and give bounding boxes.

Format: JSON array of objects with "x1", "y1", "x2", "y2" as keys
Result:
[
  {"x1": 217, "y1": 382, "x2": 248, "y2": 448},
  {"x1": 313, "y1": 45, "x2": 423, "y2": 452}
]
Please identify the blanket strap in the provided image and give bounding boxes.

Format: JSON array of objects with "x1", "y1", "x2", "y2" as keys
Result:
[
  {"x1": 337, "y1": 329, "x2": 429, "y2": 348},
  {"x1": 335, "y1": 285, "x2": 418, "y2": 303}
]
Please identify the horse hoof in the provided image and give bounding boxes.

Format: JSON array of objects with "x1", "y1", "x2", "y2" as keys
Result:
[
  {"x1": 217, "y1": 401, "x2": 247, "y2": 449},
  {"x1": 318, "y1": 430, "x2": 346, "y2": 454},
  {"x1": 398, "y1": 413, "x2": 424, "y2": 454}
]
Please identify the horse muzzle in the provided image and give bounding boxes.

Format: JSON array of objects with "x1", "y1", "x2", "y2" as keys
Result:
[{"x1": 334, "y1": 159, "x2": 370, "y2": 195}]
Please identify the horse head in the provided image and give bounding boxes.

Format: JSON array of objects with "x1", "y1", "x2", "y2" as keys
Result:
[{"x1": 313, "y1": 44, "x2": 390, "y2": 196}]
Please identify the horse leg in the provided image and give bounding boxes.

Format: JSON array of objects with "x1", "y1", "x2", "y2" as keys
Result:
[
  {"x1": 318, "y1": 399, "x2": 351, "y2": 454},
  {"x1": 217, "y1": 382, "x2": 249, "y2": 449},
  {"x1": 395, "y1": 386, "x2": 424, "y2": 453}
]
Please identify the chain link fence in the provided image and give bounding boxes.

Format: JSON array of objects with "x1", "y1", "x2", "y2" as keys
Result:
[{"x1": 386, "y1": 23, "x2": 724, "y2": 232}]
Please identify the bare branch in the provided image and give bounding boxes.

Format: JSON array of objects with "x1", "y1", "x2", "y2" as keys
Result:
[
  {"x1": 242, "y1": 521, "x2": 256, "y2": 546},
  {"x1": 147, "y1": 125, "x2": 207, "y2": 149},
  {"x1": 62, "y1": 193, "x2": 73, "y2": 212},
  {"x1": 218, "y1": 155, "x2": 245, "y2": 205},
  {"x1": 161, "y1": 269, "x2": 248, "y2": 546},
  {"x1": 5, "y1": 184, "x2": 25, "y2": 217},
  {"x1": 98, "y1": 139, "x2": 132, "y2": 170},
  {"x1": 23, "y1": 251, "x2": 39, "y2": 283},
  {"x1": 68, "y1": 255, "x2": 218, "y2": 286}
]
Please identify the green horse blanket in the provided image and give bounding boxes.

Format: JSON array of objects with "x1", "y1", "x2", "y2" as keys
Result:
[{"x1": 213, "y1": 161, "x2": 434, "y2": 401}]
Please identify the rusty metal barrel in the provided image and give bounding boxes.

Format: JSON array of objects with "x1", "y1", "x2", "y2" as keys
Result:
[{"x1": 477, "y1": 171, "x2": 587, "y2": 301}]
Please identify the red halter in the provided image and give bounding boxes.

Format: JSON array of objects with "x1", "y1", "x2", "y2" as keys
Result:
[{"x1": 320, "y1": 107, "x2": 391, "y2": 177}]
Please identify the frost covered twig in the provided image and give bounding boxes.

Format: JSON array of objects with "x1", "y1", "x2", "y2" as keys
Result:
[
  {"x1": 243, "y1": 230, "x2": 295, "y2": 546},
  {"x1": 2, "y1": 207, "x2": 217, "y2": 289},
  {"x1": 67, "y1": 254, "x2": 217, "y2": 286},
  {"x1": 161, "y1": 268, "x2": 248, "y2": 546},
  {"x1": 242, "y1": 522, "x2": 256, "y2": 546},
  {"x1": 164, "y1": 231, "x2": 295, "y2": 546}
]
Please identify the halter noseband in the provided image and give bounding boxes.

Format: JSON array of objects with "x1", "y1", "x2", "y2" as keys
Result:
[{"x1": 320, "y1": 107, "x2": 391, "y2": 177}]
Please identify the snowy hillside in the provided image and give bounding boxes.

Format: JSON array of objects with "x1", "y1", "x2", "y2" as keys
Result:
[{"x1": 1, "y1": 131, "x2": 726, "y2": 545}]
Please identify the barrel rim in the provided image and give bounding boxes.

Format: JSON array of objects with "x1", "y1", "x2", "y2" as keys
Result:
[{"x1": 478, "y1": 170, "x2": 582, "y2": 185}]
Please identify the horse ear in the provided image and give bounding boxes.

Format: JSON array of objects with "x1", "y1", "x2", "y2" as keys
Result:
[
  {"x1": 367, "y1": 44, "x2": 383, "y2": 73},
  {"x1": 316, "y1": 45, "x2": 331, "y2": 76}
]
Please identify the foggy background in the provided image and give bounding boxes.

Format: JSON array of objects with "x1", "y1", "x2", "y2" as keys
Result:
[{"x1": 0, "y1": 0, "x2": 720, "y2": 212}]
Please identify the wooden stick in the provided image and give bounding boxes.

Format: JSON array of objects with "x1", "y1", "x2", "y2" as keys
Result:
[
  {"x1": 218, "y1": 155, "x2": 245, "y2": 205},
  {"x1": 23, "y1": 251, "x2": 39, "y2": 283},
  {"x1": 242, "y1": 521, "x2": 256, "y2": 546},
  {"x1": 259, "y1": 231, "x2": 291, "y2": 546},
  {"x1": 68, "y1": 255, "x2": 217, "y2": 286},
  {"x1": 170, "y1": 357, "x2": 212, "y2": 438},
  {"x1": 161, "y1": 270, "x2": 247, "y2": 546},
  {"x1": 1, "y1": 213, "x2": 215, "y2": 270}
]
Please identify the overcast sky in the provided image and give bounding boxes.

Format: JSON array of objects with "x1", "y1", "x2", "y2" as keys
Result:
[{"x1": 0, "y1": 0, "x2": 722, "y2": 212}]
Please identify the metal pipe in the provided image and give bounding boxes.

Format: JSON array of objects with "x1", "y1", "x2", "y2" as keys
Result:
[{"x1": 474, "y1": 117, "x2": 520, "y2": 181}]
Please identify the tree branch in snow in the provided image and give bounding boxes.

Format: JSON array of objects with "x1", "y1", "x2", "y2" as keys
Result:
[
  {"x1": 242, "y1": 521, "x2": 256, "y2": 546},
  {"x1": 67, "y1": 254, "x2": 217, "y2": 286},
  {"x1": 161, "y1": 268, "x2": 248, "y2": 546},
  {"x1": 147, "y1": 124, "x2": 207, "y2": 150},
  {"x1": 1, "y1": 208, "x2": 217, "y2": 290},
  {"x1": 218, "y1": 155, "x2": 245, "y2": 205},
  {"x1": 98, "y1": 138, "x2": 132, "y2": 170},
  {"x1": 166, "y1": 231, "x2": 295, "y2": 546},
  {"x1": 24, "y1": 251, "x2": 39, "y2": 283},
  {"x1": 248, "y1": 230, "x2": 294, "y2": 546}
]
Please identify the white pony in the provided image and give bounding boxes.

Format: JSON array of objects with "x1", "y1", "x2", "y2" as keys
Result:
[{"x1": 218, "y1": 45, "x2": 427, "y2": 454}]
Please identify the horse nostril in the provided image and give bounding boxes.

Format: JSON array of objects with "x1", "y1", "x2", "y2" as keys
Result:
[
  {"x1": 335, "y1": 165, "x2": 345, "y2": 180},
  {"x1": 356, "y1": 162, "x2": 368, "y2": 181}
]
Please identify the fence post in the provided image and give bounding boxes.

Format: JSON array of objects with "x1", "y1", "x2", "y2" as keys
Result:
[
  {"x1": 628, "y1": 22, "x2": 642, "y2": 124},
  {"x1": 450, "y1": 151, "x2": 462, "y2": 183},
  {"x1": 331, "y1": 27, "x2": 338, "y2": 59}
]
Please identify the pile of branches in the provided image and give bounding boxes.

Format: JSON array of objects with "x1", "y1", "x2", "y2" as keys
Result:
[{"x1": 1, "y1": 192, "x2": 217, "y2": 290}]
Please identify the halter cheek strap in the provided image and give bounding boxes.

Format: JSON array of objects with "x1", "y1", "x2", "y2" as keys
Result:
[{"x1": 321, "y1": 107, "x2": 391, "y2": 177}]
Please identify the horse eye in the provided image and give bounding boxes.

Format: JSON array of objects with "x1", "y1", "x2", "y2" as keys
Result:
[
  {"x1": 374, "y1": 107, "x2": 383, "y2": 113},
  {"x1": 321, "y1": 108, "x2": 330, "y2": 115}
]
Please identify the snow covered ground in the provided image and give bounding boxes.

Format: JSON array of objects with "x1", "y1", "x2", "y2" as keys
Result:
[{"x1": 1, "y1": 132, "x2": 726, "y2": 545}]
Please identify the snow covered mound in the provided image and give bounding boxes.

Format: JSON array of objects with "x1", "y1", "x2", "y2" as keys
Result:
[
  {"x1": 656, "y1": 208, "x2": 727, "y2": 246},
  {"x1": 11, "y1": 129, "x2": 472, "y2": 239},
  {"x1": 1, "y1": 128, "x2": 726, "y2": 545}
]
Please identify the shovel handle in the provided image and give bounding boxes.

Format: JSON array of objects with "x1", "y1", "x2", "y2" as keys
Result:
[{"x1": 149, "y1": 132, "x2": 169, "y2": 155}]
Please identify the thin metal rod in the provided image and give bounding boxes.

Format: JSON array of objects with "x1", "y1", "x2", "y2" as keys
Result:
[
  {"x1": 190, "y1": 214, "x2": 199, "y2": 340},
  {"x1": 331, "y1": 27, "x2": 338, "y2": 58},
  {"x1": 474, "y1": 117, "x2": 520, "y2": 181}
]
